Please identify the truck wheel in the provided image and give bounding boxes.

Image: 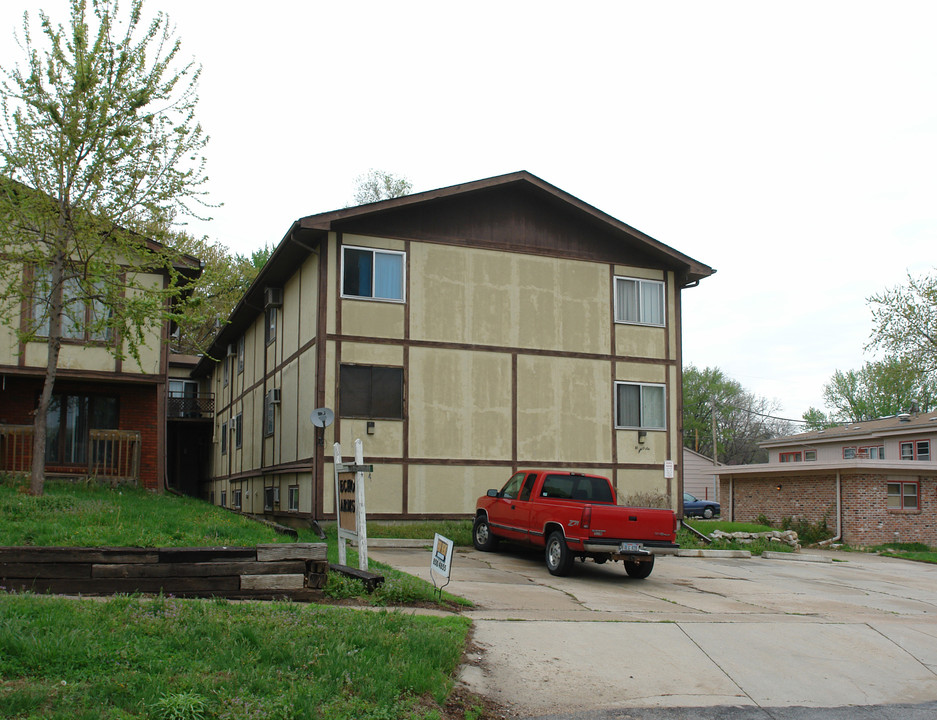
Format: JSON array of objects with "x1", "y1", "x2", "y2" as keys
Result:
[
  {"x1": 624, "y1": 556, "x2": 655, "y2": 579},
  {"x1": 703, "y1": 506, "x2": 714, "y2": 519},
  {"x1": 545, "y1": 531, "x2": 573, "y2": 576},
  {"x1": 473, "y1": 516, "x2": 499, "y2": 552}
]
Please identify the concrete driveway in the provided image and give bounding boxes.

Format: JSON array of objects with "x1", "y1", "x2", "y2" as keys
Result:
[{"x1": 368, "y1": 544, "x2": 937, "y2": 718}]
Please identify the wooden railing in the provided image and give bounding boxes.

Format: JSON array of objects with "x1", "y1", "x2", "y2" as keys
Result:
[
  {"x1": 167, "y1": 393, "x2": 214, "y2": 419},
  {"x1": 88, "y1": 429, "x2": 141, "y2": 483},
  {"x1": 0, "y1": 424, "x2": 31, "y2": 473},
  {"x1": 0, "y1": 425, "x2": 140, "y2": 484}
]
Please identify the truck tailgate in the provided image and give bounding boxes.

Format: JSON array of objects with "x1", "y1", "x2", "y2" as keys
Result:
[{"x1": 586, "y1": 505, "x2": 677, "y2": 549}]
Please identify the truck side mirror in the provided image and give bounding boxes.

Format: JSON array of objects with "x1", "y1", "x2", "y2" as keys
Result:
[{"x1": 487, "y1": 489, "x2": 499, "y2": 497}]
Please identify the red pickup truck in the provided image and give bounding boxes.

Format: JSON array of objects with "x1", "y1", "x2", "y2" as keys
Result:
[{"x1": 474, "y1": 470, "x2": 679, "y2": 578}]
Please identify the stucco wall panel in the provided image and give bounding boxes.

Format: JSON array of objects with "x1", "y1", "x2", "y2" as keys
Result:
[
  {"x1": 408, "y1": 348, "x2": 512, "y2": 460},
  {"x1": 341, "y1": 300, "x2": 405, "y2": 339},
  {"x1": 340, "y1": 419, "x2": 403, "y2": 458},
  {"x1": 408, "y1": 464, "x2": 509, "y2": 515},
  {"x1": 615, "y1": 325, "x2": 667, "y2": 359},
  {"x1": 516, "y1": 356, "x2": 612, "y2": 464},
  {"x1": 615, "y1": 469, "x2": 670, "y2": 504}
]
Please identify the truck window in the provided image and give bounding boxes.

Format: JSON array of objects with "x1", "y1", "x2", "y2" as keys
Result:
[
  {"x1": 541, "y1": 475, "x2": 574, "y2": 499},
  {"x1": 542, "y1": 474, "x2": 613, "y2": 502},
  {"x1": 500, "y1": 472, "x2": 525, "y2": 500},
  {"x1": 518, "y1": 473, "x2": 537, "y2": 502}
]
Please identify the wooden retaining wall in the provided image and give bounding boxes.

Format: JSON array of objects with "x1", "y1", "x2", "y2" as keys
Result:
[{"x1": 0, "y1": 543, "x2": 328, "y2": 602}]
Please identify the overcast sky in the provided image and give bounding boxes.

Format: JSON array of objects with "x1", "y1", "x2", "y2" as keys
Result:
[{"x1": 3, "y1": 1, "x2": 935, "y2": 422}]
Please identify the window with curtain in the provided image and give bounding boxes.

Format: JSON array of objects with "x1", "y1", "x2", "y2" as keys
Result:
[
  {"x1": 31, "y1": 267, "x2": 113, "y2": 341},
  {"x1": 342, "y1": 246, "x2": 405, "y2": 301},
  {"x1": 614, "y1": 276, "x2": 665, "y2": 326},
  {"x1": 44, "y1": 394, "x2": 118, "y2": 465},
  {"x1": 339, "y1": 364, "x2": 404, "y2": 419},
  {"x1": 615, "y1": 382, "x2": 666, "y2": 429}
]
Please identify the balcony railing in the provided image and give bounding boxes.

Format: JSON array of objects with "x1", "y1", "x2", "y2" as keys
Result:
[
  {"x1": 0, "y1": 424, "x2": 141, "y2": 484},
  {"x1": 167, "y1": 393, "x2": 214, "y2": 419}
]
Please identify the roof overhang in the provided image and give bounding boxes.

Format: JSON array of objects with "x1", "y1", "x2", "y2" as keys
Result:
[{"x1": 716, "y1": 460, "x2": 937, "y2": 478}]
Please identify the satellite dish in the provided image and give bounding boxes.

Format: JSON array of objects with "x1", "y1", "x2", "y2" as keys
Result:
[{"x1": 310, "y1": 407, "x2": 334, "y2": 428}]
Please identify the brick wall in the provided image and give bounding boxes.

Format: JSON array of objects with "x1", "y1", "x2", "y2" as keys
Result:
[{"x1": 722, "y1": 472, "x2": 937, "y2": 546}]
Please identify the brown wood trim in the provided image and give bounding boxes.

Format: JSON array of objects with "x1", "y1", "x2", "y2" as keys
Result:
[
  {"x1": 0, "y1": 364, "x2": 165, "y2": 385},
  {"x1": 314, "y1": 236, "x2": 330, "y2": 519},
  {"x1": 674, "y1": 283, "x2": 684, "y2": 514},
  {"x1": 402, "y1": 239, "x2": 410, "y2": 514},
  {"x1": 333, "y1": 233, "x2": 344, "y2": 463},
  {"x1": 326, "y1": 333, "x2": 676, "y2": 366},
  {"x1": 609, "y1": 264, "x2": 618, "y2": 491},
  {"x1": 511, "y1": 352, "x2": 518, "y2": 474}
]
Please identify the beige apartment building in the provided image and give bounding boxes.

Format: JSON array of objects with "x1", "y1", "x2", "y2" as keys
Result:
[{"x1": 193, "y1": 172, "x2": 714, "y2": 521}]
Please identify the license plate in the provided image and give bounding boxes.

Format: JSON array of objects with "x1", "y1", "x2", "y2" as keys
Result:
[{"x1": 619, "y1": 542, "x2": 644, "y2": 553}]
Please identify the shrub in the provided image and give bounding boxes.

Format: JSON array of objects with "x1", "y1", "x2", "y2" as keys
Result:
[
  {"x1": 780, "y1": 516, "x2": 832, "y2": 546},
  {"x1": 620, "y1": 492, "x2": 670, "y2": 509}
]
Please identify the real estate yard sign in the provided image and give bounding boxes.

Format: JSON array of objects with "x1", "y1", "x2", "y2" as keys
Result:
[{"x1": 332, "y1": 440, "x2": 371, "y2": 570}]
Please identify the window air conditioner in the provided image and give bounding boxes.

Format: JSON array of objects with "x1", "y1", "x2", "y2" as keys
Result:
[
  {"x1": 265, "y1": 287, "x2": 283, "y2": 308},
  {"x1": 270, "y1": 388, "x2": 281, "y2": 404},
  {"x1": 226, "y1": 343, "x2": 236, "y2": 357}
]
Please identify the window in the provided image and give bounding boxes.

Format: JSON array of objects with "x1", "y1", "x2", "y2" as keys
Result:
[
  {"x1": 615, "y1": 382, "x2": 665, "y2": 429},
  {"x1": 31, "y1": 267, "x2": 113, "y2": 342},
  {"x1": 234, "y1": 413, "x2": 243, "y2": 450},
  {"x1": 804, "y1": 450, "x2": 817, "y2": 461},
  {"x1": 265, "y1": 306, "x2": 277, "y2": 344},
  {"x1": 499, "y1": 472, "x2": 525, "y2": 499},
  {"x1": 339, "y1": 364, "x2": 404, "y2": 419},
  {"x1": 342, "y1": 246, "x2": 405, "y2": 301},
  {"x1": 220, "y1": 422, "x2": 228, "y2": 455},
  {"x1": 843, "y1": 447, "x2": 856, "y2": 460},
  {"x1": 263, "y1": 391, "x2": 276, "y2": 437},
  {"x1": 264, "y1": 486, "x2": 278, "y2": 511},
  {"x1": 220, "y1": 490, "x2": 227, "y2": 507},
  {"x1": 223, "y1": 354, "x2": 230, "y2": 387},
  {"x1": 237, "y1": 336, "x2": 245, "y2": 374},
  {"x1": 859, "y1": 445, "x2": 885, "y2": 459},
  {"x1": 614, "y1": 276, "x2": 665, "y2": 326},
  {"x1": 780, "y1": 452, "x2": 802, "y2": 462},
  {"x1": 43, "y1": 394, "x2": 118, "y2": 465},
  {"x1": 900, "y1": 440, "x2": 930, "y2": 461},
  {"x1": 288, "y1": 485, "x2": 299, "y2": 512},
  {"x1": 232, "y1": 488, "x2": 242, "y2": 510},
  {"x1": 887, "y1": 481, "x2": 918, "y2": 510}
]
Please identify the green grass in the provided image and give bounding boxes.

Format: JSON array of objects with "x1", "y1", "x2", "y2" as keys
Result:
[
  {"x1": 0, "y1": 592, "x2": 470, "y2": 719},
  {"x1": 366, "y1": 520, "x2": 473, "y2": 548},
  {"x1": 859, "y1": 542, "x2": 937, "y2": 564},
  {"x1": 0, "y1": 477, "x2": 298, "y2": 548}
]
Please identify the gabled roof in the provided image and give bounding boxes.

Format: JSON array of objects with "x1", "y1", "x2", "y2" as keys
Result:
[
  {"x1": 194, "y1": 171, "x2": 714, "y2": 374},
  {"x1": 761, "y1": 411, "x2": 937, "y2": 448}
]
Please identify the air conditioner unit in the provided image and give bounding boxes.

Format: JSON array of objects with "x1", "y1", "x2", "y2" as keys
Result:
[
  {"x1": 270, "y1": 388, "x2": 281, "y2": 404},
  {"x1": 273, "y1": 487, "x2": 280, "y2": 503},
  {"x1": 226, "y1": 343, "x2": 236, "y2": 357},
  {"x1": 265, "y1": 287, "x2": 283, "y2": 308}
]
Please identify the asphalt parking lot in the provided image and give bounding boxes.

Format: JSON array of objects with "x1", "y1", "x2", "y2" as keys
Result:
[{"x1": 368, "y1": 544, "x2": 937, "y2": 719}]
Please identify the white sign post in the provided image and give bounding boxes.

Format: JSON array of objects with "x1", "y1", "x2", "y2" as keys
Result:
[
  {"x1": 333, "y1": 439, "x2": 371, "y2": 570},
  {"x1": 429, "y1": 533, "x2": 454, "y2": 597}
]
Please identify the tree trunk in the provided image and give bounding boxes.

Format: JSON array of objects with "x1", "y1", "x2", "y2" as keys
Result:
[{"x1": 29, "y1": 250, "x2": 67, "y2": 497}]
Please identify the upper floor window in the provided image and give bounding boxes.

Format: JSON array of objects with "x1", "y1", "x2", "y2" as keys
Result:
[
  {"x1": 31, "y1": 267, "x2": 112, "y2": 342},
  {"x1": 615, "y1": 381, "x2": 666, "y2": 430},
  {"x1": 263, "y1": 390, "x2": 277, "y2": 437},
  {"x1": 234, "y1": 413, "x2": 243, "y2": 450},
  {"x1": 900, "y1": 440, "x2": 930, "y2": 461},
  {"x1": 237, "y1": 336, "x2": 245, "y2": 374},
  {"x1": 339, "y1": 364, "x2": 404, "y2": 419},
  {"x1": 804, "y1": 450, "x2": 817, "y2": 461},
  {"x1": 220, "y1": 421, "x2": 228, "y2": 455},
  {"x1": 614, "y1": 277, "x2": 665, "y2": 326},
  {"x1": 265, "y1": 306, "x2": 277, "y2": 344},
  {"x1": 342, "y1": 246, "x2": 405, "y2": 301},
  {"x1": 780, "y1": 452, "x2": 802, "y2": 462}
]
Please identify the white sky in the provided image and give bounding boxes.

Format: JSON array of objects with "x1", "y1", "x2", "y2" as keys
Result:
[{"x1": 3, "y1": 1, "x2": 936, "y2": 422}]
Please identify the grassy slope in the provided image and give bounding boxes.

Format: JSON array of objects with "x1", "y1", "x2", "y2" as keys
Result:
[{"x1": 0, "y1": 478, "x2": 472, "y2": 719}]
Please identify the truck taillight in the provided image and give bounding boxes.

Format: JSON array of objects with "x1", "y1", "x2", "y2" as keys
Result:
[{"x1": 581, "y1": 505, "x2": 592, "y2": 530}]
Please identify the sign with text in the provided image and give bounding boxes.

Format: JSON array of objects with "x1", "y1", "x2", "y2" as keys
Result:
[
  {"x1": 430, "y1": 533, "x2": 454, "y2": 578},
  {"x1": 333, "y1": 440, "x2": 369, "y2": 570}
]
